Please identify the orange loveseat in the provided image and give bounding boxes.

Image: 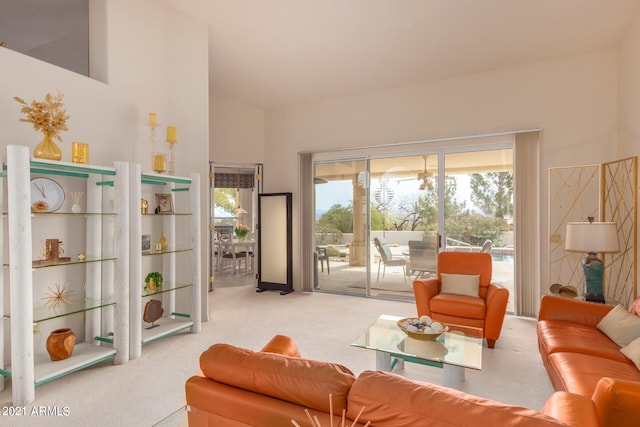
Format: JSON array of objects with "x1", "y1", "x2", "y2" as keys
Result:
[
  {"x1": 537, "y1": 295, "x2": 640, "y2": 427},
  {"x1": 185, "y1": 335, "x2": 620, "y2": 426},
  {"x1": 413, "y1": 252, "x2": 509, "y2": 348}
]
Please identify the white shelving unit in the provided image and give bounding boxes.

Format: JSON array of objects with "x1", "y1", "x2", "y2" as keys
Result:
[
  {"x1": 0, "y1": 145, "x2": 129, "y2": 405},
  {"x1": 129, "y1": 165, "x2": 201, "y2": 360}
]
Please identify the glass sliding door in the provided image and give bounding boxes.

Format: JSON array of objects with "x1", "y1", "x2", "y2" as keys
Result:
[
  {"x1": 314, "y1": 159, "x2": 368, "y2": 296},
  {"x1": 311, "y1": 144, "x2": 514, "y2": 312},
  {"x1": 441, "y1": 149, "x2": 514, "y2": 312},
  {"x1": 368, "y1": 155, "x2": 439, "y2": 300}
]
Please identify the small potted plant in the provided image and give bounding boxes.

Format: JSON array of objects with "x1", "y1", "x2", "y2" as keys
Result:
[
  {"x1": 234, "y1": 224, "x2": 249, "y2": 240},
  {"x1": 144, "y1": 272, "x2": 163, "y2": 293}
]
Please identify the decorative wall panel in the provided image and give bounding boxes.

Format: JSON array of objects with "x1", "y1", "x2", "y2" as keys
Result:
[
  {"x1": 548, "y1": 165, "x2": 600, "y2": 295},
  {"x1": 602, "y1": 157, "x2": 637, "y2": 306},
  {"x1": 549, "y1": 157, "x2": 637, "y2": 304}
]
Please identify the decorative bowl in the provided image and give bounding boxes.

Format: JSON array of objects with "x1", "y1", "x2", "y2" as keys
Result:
[{"x1": 397, "y1": 318, "x2": 448, "y2": 341}]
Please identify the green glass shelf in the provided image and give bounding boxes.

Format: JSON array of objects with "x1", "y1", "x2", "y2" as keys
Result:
[
  {"x1": 32, "y1": 212, "x2": 116, "y2": 216},
  {"x1": 141, "y1": 212, "x2": 192, "y2": 216},
  {"x1": 3, "y1": 257, "x2": 117, "y2": 269},
  {"x1": 30, "y1": 256, "x2": 117, "y2": 269},
  {"x1": 3, "y1": 158, "x2": 116, "y2": 178},
  {"x1": 29, "y1": 159, "x2": 116, "y2": 177},
  {"x1": 142, "y1": 283, "x2": 193, "y2": 297},
  {"x1": 142, "y1": 248, "x2": 192, "y2": 256},
  {"x1": 17, "y1": 298, "x2": 116, "y2": 323},
  {"x1": 141, "y1": 172, "x2": 192, "y2": 186}
]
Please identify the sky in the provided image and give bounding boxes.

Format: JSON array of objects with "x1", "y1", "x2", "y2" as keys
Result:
[{"x1": 315, "y1": 174, "x2": 474, "y2": 215}]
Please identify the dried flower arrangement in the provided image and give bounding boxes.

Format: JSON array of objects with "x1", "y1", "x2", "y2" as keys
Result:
[
  {"x1": 31, "y1": 200, "x2": 49, "y2": 213},
  {"x1": 291, "y1": 395, "x2": 370, "y2": 427},
  {"x1": 14, "y1": 90, "x2": 70, "y2": 141}
]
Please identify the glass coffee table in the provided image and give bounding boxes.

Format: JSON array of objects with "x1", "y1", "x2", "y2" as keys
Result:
[{"x1": 351, "y1": 314, "x2": 483, "y2": 389}]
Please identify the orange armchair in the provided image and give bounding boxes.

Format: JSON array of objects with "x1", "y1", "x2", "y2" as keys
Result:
[{"x1": 413, "y1": 252, "x2": 509, "y2": 348}]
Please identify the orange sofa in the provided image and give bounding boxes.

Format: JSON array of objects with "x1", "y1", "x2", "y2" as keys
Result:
[
  {"x1": 185, "y1": 335, "x2": 622, "y2": 427},
  {"x1": 537, "y1": 295, "x2": 640, "y2": 427},
  {"x1": 413, "y1": 252, "x2": 509, "y2": 348}
]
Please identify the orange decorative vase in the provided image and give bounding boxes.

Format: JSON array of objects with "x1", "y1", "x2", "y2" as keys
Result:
[
  {"x1": 46, "y1": 328, "x2": 76, "y2": 361},
  {"x1": 34, "y1": 133, "x2": 62, "y2": 161}
]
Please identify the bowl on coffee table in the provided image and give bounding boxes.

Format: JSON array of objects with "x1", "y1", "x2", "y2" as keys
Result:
[{"x1": 397, "y1": 317, "x2": 448, "y2": 341}]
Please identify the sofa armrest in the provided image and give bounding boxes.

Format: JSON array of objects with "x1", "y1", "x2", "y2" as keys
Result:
[
  {"x1": 541, "y1": 391, "x2": 598, "y2": 427},
  {"x1": 538, "y1": 294, "x2": 613, "y2": 327},
  {"x1": 592, "y1": 377, "x2": 640, "y2": 427},
  {"x1": 260, "y1": 334, "x2": 301, "y2": 357},
  {"x1": 484, "y1": 282, "x2": 509, "y2": 342},
  {"x1": 413, "y1": 278, "x2": 439, "y2": 316}
]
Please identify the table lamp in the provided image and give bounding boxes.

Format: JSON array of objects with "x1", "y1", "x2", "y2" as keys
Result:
[{"x1": 565, "y1": 217, "x2": 619, "y2": 303}]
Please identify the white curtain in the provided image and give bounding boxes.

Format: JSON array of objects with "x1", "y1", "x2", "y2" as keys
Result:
[
  {"x1": 299, "y1": 152, "x2": 315, "y2": 292},
  {"x1": 514, "y1": 131, "x2": 541, "y2": 317}
]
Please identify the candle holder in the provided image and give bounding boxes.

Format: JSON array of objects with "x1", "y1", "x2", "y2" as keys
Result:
[
  {"x1": 148, "y1": 113, "x2": 163, "y2": 173},
  {"x1": 167, "y1": 140, "x2": 177, "y2": 175},
  {"x1": 153, "y1": 153, "x2": 166, "y2": 173}
]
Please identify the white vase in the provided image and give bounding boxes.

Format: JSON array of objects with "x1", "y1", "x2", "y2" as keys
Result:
[{"x1": 71, "y1": 204, "x2": 81, "y2": 213}]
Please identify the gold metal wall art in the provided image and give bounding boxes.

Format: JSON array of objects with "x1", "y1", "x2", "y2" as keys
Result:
[
  {"x1": 548, "y1": 157, "x2": 637, "y2": 304},
  {"x1": 602, "y1": 157, "x2": 638, "y2": 306}
]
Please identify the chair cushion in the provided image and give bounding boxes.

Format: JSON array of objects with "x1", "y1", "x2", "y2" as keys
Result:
[
  {"x1": 430, "y1": 293, "x2": 486, "y2": 319},
  {"x1": 597, "y1": 304, "x2": 640, "y2": 347},
  {"x1": 628, "y1": 297, "x2": 640, "y2": 316},
  {"x1": 440, "y1": 273, "x2": 480, "y2": 297},
  {"x1": 547, "y1": 352, "x2": 640, "y2": 396},
  {"x1": 537, "y1": 320, "x2": 629, "y2": 363},
  {"x1": 620, "y1": 337, "x2": 640, "y2": 370},
  {"x1": 436, "y1": 252, "x2": 492, "y2": 299},
  {"x1": 347, "y1": 370, "x2": 568, "y2": 427}
]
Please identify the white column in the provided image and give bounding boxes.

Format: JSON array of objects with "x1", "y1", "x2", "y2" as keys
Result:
[
  {"x1": 85, "y1": 174, "x2": 103, "y2": 345},
  {"x1": 113, "y1": 161, "x2": 129, "y2": 364},
  {"x1": 7, "y1": 145, "x2": 35, "y2": 404},
  {"x1": 0, "y1": 149, "x2": 4, "y2": 392},
  {"x1": 129, "y1": 163, "x2": 142, "y2": 360},
  {"x1": 190, "y1": 172, "x2": 202, "y2": 332},
  {"x1": 164, "y1": 181, "x2": 176, "y2": 316}
]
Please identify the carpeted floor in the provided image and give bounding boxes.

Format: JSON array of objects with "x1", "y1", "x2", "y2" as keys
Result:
[{"x1": 0, "y1": 284, "x2": 554, "y2": 426}]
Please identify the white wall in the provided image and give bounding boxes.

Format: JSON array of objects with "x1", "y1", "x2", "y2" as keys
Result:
[
  {"x1": 620, "y1": 8, "x2": 640, "y2": 156},
  {"x1": 618, "y1": 10, "x2": 640, "y2": 300},
  {"x1": 265, "y1": 49, "x2": 620, "y2": 292},
  {"x1": 0, "y1": 0, "x2": 210, "y2": 318},
  {"x1": 211, "y1": 96, "x2": 265, "y2": 163}
]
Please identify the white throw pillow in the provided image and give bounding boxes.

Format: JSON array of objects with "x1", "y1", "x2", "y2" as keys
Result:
[
  {"x1": 621, "y1": 337, "x2": 640, "y2": 370},
  {"x1": 597, "y1": 304, "x2": 640, "y2": 347},
  {"x1": 440, "y1": 273, "x2": 480, "y2": 298}
]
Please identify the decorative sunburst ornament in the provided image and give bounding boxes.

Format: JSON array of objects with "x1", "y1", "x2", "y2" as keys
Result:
[
  {"x1": 31, "y1": 200, "x2": 49, "y2": 213},
  {"x1": 42, "y1": 283, "x2": 75, "y2": 312}
]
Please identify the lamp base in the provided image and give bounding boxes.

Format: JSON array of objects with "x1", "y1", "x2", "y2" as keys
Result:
[
  {"x1": 585, "y1": 293, "x2": 605, "y2": 304},
  {"x1": 582, "y1": 252, "x2": 604, "y2": 303}
]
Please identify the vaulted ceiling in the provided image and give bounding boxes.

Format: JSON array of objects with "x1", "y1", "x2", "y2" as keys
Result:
[
  {"x1": 163, "y1": 0, "x2": 640, "y2": 108},
  {"x1": 3, "y1": 1, "x2": 639, "y2": 110}
]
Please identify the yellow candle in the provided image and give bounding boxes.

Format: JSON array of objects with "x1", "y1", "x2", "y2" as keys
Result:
[
  {"x1": 149, "y1": 112, "x2": 157, "y2": 126},
  {"x1": 72, "y1": 142, "x2": 89, "y2": 164},
  {"x1": 153, "y1": 153, "x2": 166, "y2": 172},
  {"x1": 166, "y1": 125, "x2": 177, "y2": 142}
]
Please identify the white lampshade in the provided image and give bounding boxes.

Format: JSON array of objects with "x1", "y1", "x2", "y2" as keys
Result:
[{"x1": 565, "y1": 222, "x2": 620, "y2": 253}]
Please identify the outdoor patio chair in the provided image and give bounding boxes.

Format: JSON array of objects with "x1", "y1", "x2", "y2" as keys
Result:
[
  {"x1": 407, "y1": 240, "x2": 437, "y2": 279},
  {"x1": 316, "y1": 246, "x2": 330, "y2": 274},
  {"x1": 480, "y1": 239, "x2": 493, "y2": 253},
  {"x1": 373, "y1": 237, "x2": 406, "y2": 284}
]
